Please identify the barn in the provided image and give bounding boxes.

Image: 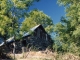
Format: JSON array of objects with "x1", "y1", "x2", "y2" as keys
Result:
[
  {"x1": 22, "y1": 24, "x2": 53, "y2": 50},
  {"x1": 0, "y1": 24, "x2": 53, "y2": 53}
]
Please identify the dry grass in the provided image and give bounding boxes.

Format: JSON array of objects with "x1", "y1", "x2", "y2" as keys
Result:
[
  {"x1": 9, "y1": 51, "x2": 80, "y2": 60},
  {"x1": 56, "y1": 53, "x2": 80, "y2": 60}
]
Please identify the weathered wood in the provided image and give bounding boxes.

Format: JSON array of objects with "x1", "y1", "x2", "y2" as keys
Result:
[
  {"x1": 13, "y1": 42, "x2": 15, "y2": 59},
  {"x1": 22, "y1": 25, "x2": 53, "y2": 50}
]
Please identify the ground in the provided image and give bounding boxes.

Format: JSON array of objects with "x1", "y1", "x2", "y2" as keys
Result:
[{"x1": 9, "y1": 50, "x2": 80, "y2": 60}]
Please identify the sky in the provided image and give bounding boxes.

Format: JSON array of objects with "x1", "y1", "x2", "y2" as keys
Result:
[{"x1": 29, "y1": 0, "x2": 66, "y2": 24}]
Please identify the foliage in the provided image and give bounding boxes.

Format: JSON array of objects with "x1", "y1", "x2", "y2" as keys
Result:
[
  {"x1": 21, "y1": 9, "x2": 54, "y2": 34},
  {"x1": 0, "y1": 0, "x2": 39, "y2": 39},
  {"x1": 57, "y1": 0, "x2": 80, "y2": 43},
  {"x1": 55, "y1": 53, "x2": 80, "y2": 60},
  {"x1": 53, "y1": 0, "x2": 80, "y2": 53}
]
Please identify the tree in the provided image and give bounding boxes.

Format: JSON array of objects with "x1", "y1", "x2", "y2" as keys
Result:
[
  {"x1": 0, "y1": 0, "x2": 40, "y2": 59},
  {"x1": 0, "y1": 0, "x2": 39, "y2": 39},
  {"x1": 21, "y1": 9, "x2": 54, "y2": 34},
  {"x1": 53, "y1": 0, "x2": 80, "y2": 52},
  {"x1": 56, "y1": 0, "x2": 80, "y2": 44}
]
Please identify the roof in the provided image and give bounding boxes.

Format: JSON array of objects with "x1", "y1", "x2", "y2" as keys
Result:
[
  {"x1": 23, "y1": 32, "x2": 30, "y2": 37},
  {"x1": 0, "y1": 38, "x2": 4, "y2": 46},
  {"x1": 0, "y1": 36, "x2": 14, "y2": 46},
  {"x1": 6, "y1": 36, "x2": 14, "y2": 43},
  {"x1": 0, "y1": 42, "x2": 4, "y2": 46},
  {"x1": 30, "y1": 24, "x2": 41, "y2": 31},
  {"x1": 23, "y1": 24, "x2": 42, "y2": 37}
]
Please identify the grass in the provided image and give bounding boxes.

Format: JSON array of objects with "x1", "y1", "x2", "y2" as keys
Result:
[{"x1": 9, "y1": 51, "x2": 80, "y2": 60}]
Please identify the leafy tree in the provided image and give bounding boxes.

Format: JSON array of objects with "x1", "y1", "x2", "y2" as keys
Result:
[
  {"x1": 53, "y1": 0, "x2": 80, "y2": 52},
  {"x1": 21, "y1": 9, "x2": 54, "y2": 34},
  {"x1": 55, "y1": 0, "x2": 80, "y2": 45},
  {"x1": 0, "y1": 0, "x2": 39, "y2": 39}
]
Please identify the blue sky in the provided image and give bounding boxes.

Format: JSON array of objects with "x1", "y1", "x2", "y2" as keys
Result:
[{"x1": 29, "y1": 0, "x2": 66, "y2": 24}]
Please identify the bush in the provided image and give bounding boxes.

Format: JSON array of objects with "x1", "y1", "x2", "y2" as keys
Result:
[{"x1": 53, "y1": 41, "x2": 80, "y2": 56}]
